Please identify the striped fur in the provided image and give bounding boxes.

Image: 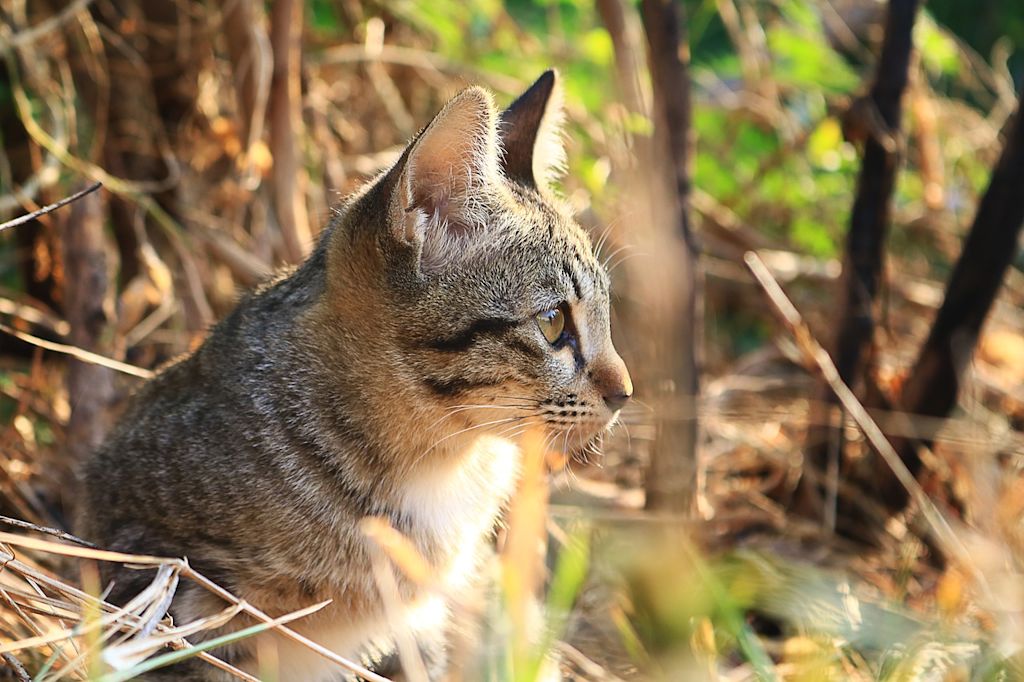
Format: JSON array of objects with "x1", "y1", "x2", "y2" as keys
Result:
[{"x1": 78, "y1": 71, "x2": 631, "y2": 681}]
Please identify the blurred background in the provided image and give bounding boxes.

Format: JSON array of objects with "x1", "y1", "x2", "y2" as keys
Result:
[{"x1": 1, "y1": 0, "x2": 1024, "y2": 679}]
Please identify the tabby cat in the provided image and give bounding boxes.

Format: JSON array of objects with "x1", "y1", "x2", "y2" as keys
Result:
[{"x1": 79, "y1": 70, "x2": 632, "y2": 680}]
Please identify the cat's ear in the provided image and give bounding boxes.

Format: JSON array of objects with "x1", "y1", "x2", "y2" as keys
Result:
[
  {"x1": 498, "y1": 69, "x2": 566, "y2": 190},
  {"x1": 390, "y1": 86, "x2": 499, "y2": 273}
]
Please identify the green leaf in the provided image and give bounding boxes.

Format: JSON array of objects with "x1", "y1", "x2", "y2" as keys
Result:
[
  {"x1": 791, "y1": 215, "x2": 837, "y2": 258},
  {"x1": 767, "y1": 24, "x2": 859, "y2": 94},
  {"x1": 580, "y1": 28, "x2": 614, "y2": 67},
  {"x1": 916, "y1": 14, "x2": 961, "y2": 76},
  {"x1": 807, "y1": 118, "x2": 844, "y2": 170}
]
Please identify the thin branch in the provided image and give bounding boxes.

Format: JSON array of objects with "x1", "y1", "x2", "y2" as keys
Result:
[
  {"x1": 181, "y1": 568, "x2": 392, "y2": 682},
  {"x1": 0, "y1": 322, "x2": 153, "y2": 379},
  {"x1": 0, "y1": 0, "x2": 95, "y2": 48},
  {"x1": 0, "y1": 182, "x2": 101, "y2": 235},
  {"x1": 1, "y1": 652, "x2": 30, "y2": 682},
  {"x1": 310, "y1": 44, "x2": 524, "y2": 95},
  {"x1": 268, "y1": 0, "x2": 313, "y2": 262},
  {"x1": 0, "y1": 516, "x2": 96, "y2": 548},
  {"x1": 640, "y1": 0, "x2": 701, "y2": 513},
  {"x1": 222, "y1": 0, "x2": 272, "y2": 182},
  {"x1": 0, "y1": 153, "x2": 61, "y2": 214},
  {"x1": 63, "y1": 184, "x2": 117, "y2": 467},
  {"x1": 743, "y1": 251, "x2": 972, "y2": 569},
  {"x1": 595, "y1": 0, "x2": 646, "y2": 115}
]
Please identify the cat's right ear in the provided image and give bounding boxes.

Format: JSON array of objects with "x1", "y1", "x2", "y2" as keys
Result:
[
  {"x1": 498, "y1": 69, "x2": 566, "y2": 190},
  {"x1": 387, "y1": 87, "x2": 500, "y2": 274}
]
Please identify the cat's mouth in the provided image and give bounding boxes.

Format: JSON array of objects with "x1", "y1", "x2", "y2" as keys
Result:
[{"x1": 540, "y1": 412, "x2": 618, "y2": 457}]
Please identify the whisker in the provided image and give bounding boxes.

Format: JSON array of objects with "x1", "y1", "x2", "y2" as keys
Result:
[
  {"x1": 541, "y1": 430, "x2": 560, "y2": 458},
  {"x1": 442, "y1": 401, "x2": 524, "y2": 411},
  {"x1": 600, "y1": 244, "x2": 632, "y2": 270},
  {"x1": 562, "y1": 425, "x2": 581, "y2": 490},
  {"x1": 424, "y1": 403, "x2": 524, "y2": 435},
  {"x1": 593, "y1": 221, "x2": 618, "y2": 261},
  {"x1": 584, "y1": 433, "x2": 605, "y2": 467},
  {"x1": 623, "y1": 397, "x2": 655, "y2": 414},
  {"x1": 414, "y1": 415, "x2": 527, "y2": 468},
  {"x1": 621, "y1": 421, "x2": 634, "y2": 458},
  {"x1": 561, "y1": 424, "x2": 573, "y2": 457},
  {"x1": 494, "y1": 420, "x2": 538, "y2": 442},
  {"x1": 607, "y1": 251, "x2": 645, "y2": 275}
]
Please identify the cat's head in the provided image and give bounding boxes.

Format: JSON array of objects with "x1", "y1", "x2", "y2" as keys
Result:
[{"x1": 325, "y1": 71, "x2": 631, "y2": 455}]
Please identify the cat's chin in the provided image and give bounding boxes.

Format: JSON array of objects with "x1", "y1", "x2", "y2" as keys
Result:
[{"x1": 543, "y1": 417, "x2": 617, "y2": 457}]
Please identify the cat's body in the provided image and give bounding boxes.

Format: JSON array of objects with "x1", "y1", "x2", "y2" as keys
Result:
[{"x1": 79, "y1": 72, "x2": 631, "y2": 680}]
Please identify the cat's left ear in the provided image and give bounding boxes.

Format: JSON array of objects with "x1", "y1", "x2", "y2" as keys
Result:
[
  {"x1": 499, "y1": 69, "x2": 566, "y2": 190},
  {"x1": 388, "y1": 86, "x2": 500, "y2": 274}
]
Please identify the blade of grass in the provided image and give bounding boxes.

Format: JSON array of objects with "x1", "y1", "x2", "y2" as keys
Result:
[
  {"x1": 678, "y1": 538, "x2": 777, "y2": 681},
  {"x1": 521, "y1": 526, "x2": 591, "y2": 682}
]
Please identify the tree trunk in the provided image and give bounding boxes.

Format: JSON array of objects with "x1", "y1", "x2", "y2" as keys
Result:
[
  {"x1": 876, "y1": 95, "x2": 1024, "y2": 513},
  {"x1": 799, "y1": 0, "x2": 920, "y2": 526},
  {"x1": 639, "y1": 0, "x2": 701, "y2": 514},
  {"x1": 61, "y1": 187, "x2": 116, "y2": 504}
]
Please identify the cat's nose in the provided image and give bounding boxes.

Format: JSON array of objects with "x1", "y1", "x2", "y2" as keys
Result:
[
  {"x1": 604, "y1": 388, "x2": 632, "y2": 412},
  {"x1": 592, "y1": 351, "x2": 633, "y2": 412}
]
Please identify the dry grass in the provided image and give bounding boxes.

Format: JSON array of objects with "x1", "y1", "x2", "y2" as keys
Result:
[
  {"x1": 2, "y1": 1, "x2": 1024, "y2": 680},
  {"x1": 0, "y1": 524, "x2": 395, "y2": 681}
]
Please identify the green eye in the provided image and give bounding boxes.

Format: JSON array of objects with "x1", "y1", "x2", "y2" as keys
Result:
[{"x1": 536, "y1": 306, "x2": 566, "y2": 344}]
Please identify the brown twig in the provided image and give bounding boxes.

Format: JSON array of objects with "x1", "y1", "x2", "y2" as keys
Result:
[
  {"x1": 62, "y1": 184, "x2": 117, "y2": 472},
  {"x1": 0, "y1": 515, "x2": 96, "y2": 548},
  {"x1": 595, "y1": 0, "x2": 646, "y2": 116},
  {"x1": 222, "y1": 0, "x2": 272, "y2": 166},
  {"x1": 743, "y1": 251, "x2": 970, "y2": 567},
  {"x1": 0, "y1": 182, "x2": 101, "y2": 235},
  {"x1": 363, "y1": 18, "x2": 415, "y2": 139},
  {"x1": 1, "y1": 652, "x2": 30, "y2": 681},
  {"x1": 0, "y1": 322, "x2": 153, "y2": 379},
  {"x1": 0, "y1": 0, "x2": 95, "y2": 48},
  {"x1": 269, "y1": 0, "x2": 313, "y2": 263},
  {"x1": 310, "y1": 44, "x2": 524, "y2": 95},
  {"x1": 181, "y1": 567, "x2": 392, "y2": 682}
]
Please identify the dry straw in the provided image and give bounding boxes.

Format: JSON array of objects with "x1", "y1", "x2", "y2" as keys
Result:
[{"x1": 0, "y1": 527, "x2": 390, "y2": 681}]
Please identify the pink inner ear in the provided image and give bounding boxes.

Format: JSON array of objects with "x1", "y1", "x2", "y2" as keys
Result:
[
  {"x1": 412, "y1": 186, "x2": 451, "y2": 226},
  {"x1": 404, "y1": 88, "x2": 496, "y2": 212},
  {"x1": 411, "y1": 187, "x2": 474, "y2": 239},
  {"x1": 394, "y1": 87, "x2": 499, "y2": 269}
]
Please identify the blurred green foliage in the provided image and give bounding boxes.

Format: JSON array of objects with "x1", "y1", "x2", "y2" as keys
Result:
[
  {"x1": 358, "y1": 0, "x2": 1017, "y2": 363},
  {"x1": 358, "y1": 0, "x2": 1012, "y2": 283}
]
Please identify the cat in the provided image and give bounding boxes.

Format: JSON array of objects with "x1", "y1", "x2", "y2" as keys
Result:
[{"x1": 78, "y1": 70, "x2": 632, "y2": 681}]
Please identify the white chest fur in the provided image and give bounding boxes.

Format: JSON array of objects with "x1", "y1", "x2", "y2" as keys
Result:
[
  {"x1": 264, "y1": 436, "x2": 521, "y2": 681},
  {"x1": 398, "y1": 434, "x2": 521, "y2": 588}
]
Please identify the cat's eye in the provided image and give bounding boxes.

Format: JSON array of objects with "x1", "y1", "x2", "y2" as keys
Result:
[{"x1": 536, "y1": 306, "x2": 566, "y2": 344}]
